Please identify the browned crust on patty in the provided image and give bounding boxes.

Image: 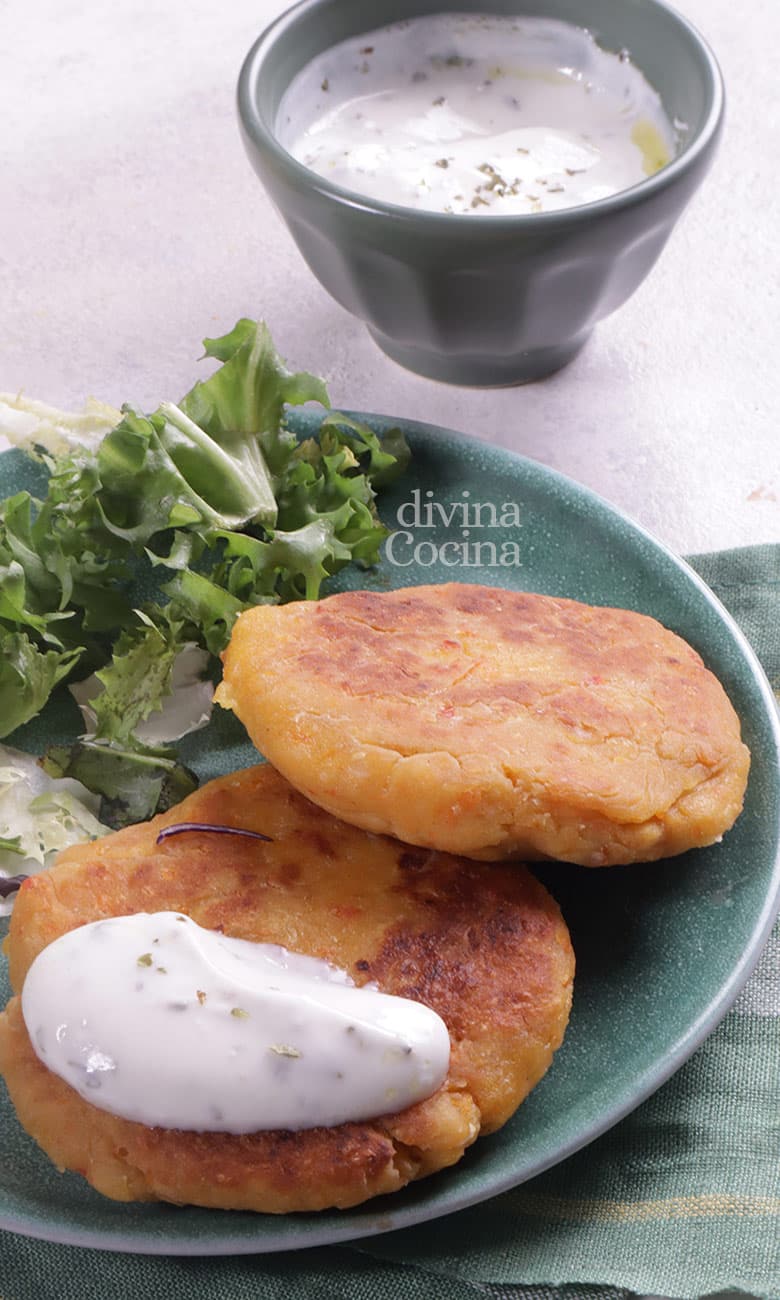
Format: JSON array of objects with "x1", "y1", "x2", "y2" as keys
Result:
[
  {"x1": 215, "y1": 584, "x2": 750, "y2": 865},
  {"x1": 0, "y1": 764, "x2": 573, "y2": 1212}
]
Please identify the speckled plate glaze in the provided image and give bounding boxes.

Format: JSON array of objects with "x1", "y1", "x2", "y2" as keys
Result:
[{"x1": 1, "y1": 413, "x2": 778, "y2": 1255}]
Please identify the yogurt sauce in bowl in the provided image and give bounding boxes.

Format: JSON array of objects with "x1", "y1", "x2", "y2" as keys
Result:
[{"x1": 278, "y1": 13, "x2": 676, "y2": 215}]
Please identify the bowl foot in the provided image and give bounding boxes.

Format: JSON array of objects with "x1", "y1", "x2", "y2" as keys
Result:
[{"x1": 366, "y1": 328, "x2": 592, "y2": 386}]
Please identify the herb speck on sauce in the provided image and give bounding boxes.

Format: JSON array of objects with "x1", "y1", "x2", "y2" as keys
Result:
[
  {"x1": 269, "y1": 1044, "x2": 302, "y2": 1058},
  {"x1": 196, "y1": 989, "x2": 207, "y2": 1005},
  {"x1": 321, "y1": 78, "x2": 329, "y2": 92},
  {"x1": 137, "y1": 953, "x2": 153, "y2": 967},
  {"x1": 231, "y1": 1007, "x2": 250, "y2": 1019}
]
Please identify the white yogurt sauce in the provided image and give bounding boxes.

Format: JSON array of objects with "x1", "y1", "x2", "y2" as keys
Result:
[
  {"x1": 21, "y1": 911, "x2": 451, "y2": 1132},
  {"x1": 279, "y1": 14, "x2": 675, "y2": 215}
]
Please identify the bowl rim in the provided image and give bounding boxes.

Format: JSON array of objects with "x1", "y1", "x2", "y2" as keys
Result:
[{"x1": 237, "y1": 0, "x2": 726, "y2": 230}]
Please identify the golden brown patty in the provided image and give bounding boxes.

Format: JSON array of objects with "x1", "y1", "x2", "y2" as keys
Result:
[
  {"x1": 0, "y1": 764, "x2": 573, "y2": 1213},
  {"x1": 216, "y1": 583, "x2": 750, "y2": 866}
]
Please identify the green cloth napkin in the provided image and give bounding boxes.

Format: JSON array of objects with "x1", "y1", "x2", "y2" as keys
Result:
[{"x1": 1, "y1": 545, "x2": 778, "y2": 1300}]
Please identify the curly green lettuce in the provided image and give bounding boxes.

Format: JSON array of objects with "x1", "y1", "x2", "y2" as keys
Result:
[{"x1": 0, "y1": 319, "x2": 409, "y2": 825}]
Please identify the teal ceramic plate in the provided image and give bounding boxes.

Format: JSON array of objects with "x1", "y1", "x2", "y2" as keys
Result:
[{"x1": 1, "y1": 415, "x2": 778, "y2": 1255}]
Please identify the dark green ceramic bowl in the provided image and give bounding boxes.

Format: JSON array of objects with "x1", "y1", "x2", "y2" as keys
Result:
[{"x1": 237, "y1": 0, "x2": 724, "y2": 386}]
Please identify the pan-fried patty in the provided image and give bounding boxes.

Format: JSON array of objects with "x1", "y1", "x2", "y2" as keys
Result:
[
  {"x1": 216, "y1": 583, "x2": 750, "y2": 866},
  {"x1": 0, "y1": 764, "x2": 573, "y2": 1213}
]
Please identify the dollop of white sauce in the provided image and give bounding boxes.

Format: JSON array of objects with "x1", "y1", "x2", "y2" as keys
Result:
[
  {"x1": 278, "y1": 14, "x2": 676, "y2": 215},
  {"x1": 21, "y1": 912, "x2": 451, "y2": 1132}
]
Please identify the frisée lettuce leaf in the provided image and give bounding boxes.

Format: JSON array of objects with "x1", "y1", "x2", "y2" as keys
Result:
[
  {"x1": 0, "y1": 318, "x2": 409, "y2": 824},
  {"x1": 180, "y1": 318, "x2": 329, "y2": 475},
  {"x1": 0, "y1": 631, "x2": 83, "y2": 739},
  {"x1": 42, "y1": 740, "x2": 199, "y2": 831}
]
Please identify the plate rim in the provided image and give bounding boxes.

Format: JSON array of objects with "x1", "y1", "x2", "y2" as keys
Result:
[{"x1": 1, "y1": 413, "x2": 778, "y2": 1256}]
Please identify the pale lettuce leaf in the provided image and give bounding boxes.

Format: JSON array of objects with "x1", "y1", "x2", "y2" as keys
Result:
[
  {"x1": 0, "y1": 745, "x2": 109, "y2": 914},
  {"x1": 0, "y1": 393, "x2": 121, "y2": 459}
]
